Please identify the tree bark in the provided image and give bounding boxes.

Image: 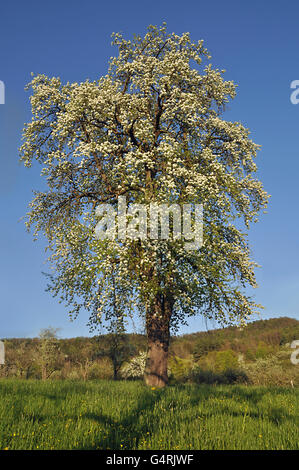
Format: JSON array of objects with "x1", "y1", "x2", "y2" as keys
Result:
[{"x1": 144, "y1": 294, "x2": 173, "y2": 388}]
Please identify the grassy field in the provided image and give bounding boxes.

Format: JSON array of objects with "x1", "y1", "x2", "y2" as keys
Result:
[{"x1": 0, "y1": 379, "x2": 298, "y2": 450}]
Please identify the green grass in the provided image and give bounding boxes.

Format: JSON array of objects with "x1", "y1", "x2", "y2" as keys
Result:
[{"x1": 0, "y1": 379, "x2": 298, "y2": 450}]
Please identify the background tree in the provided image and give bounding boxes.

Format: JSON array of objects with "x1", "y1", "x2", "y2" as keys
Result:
[
  {"x1": 74, "y1": 341, "x2": 95, "y2": 381},
  {"x1": 20, "y1": 24, "x2": 269, "y2": 387},
  {"x1": 34, "y1": 327, "x2": 62, "y2": 380},
  {"x1": 1, "y1": 340, "x2": 34, "y2": 379},
  {"x1": 104, "y1": 330, "x2": 136, "y2": 381},
  {"x1": 95, "y1": 276, "x2": 137, "y2": 380},
  {"x1": 103, "y1": 271, "x2": 136, "y2": 380}
]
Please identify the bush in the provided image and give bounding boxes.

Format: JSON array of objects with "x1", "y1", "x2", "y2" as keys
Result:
[
  {"x1": 120, "y1": 351, "x2": 147, "y2": 379},
  {"x1": 168, "y1": 355, "x2": 193, "y2": 382},
  {"x1": 188, "y1": 367, "x2": 224, "y2": 385},
  {"x1": 89, "y1": 359, "x2": 113, "y2": 380},
  {"x1": 66, "y1": 369, "x2": 81, "y2": 380},
  {"x1": 242, "y1": 349, "x2": 299, "y2": 387},
  {"x1": 188, "y1": 366, "x2": 249, "y2": 385},
  {"x1": 222, "y1": 368, "x2": 249, "y2": 384},
  {"x1": 214, "y1": 349, "x2": 239, "y2": 372},
  {"x1": 255, "y1": 341, "x2": 274, "y2": 359}
]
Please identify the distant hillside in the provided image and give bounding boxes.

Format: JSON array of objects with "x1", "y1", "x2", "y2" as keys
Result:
[
  {"x1": 170, "y1": 316, "x2": 299, "y2": 359},
  {"x1": 2, "y1": 316, "x2": 299, "y2": 360}
]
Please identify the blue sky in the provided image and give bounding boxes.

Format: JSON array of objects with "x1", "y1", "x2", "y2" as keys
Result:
[{"x1": 0, "y1": 0, "x2": 298, "y2": 338}]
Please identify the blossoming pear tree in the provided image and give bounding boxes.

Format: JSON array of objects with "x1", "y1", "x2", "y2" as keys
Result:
[{"x1": 20, "y1": 24, "x2": 269, "y2": 387}]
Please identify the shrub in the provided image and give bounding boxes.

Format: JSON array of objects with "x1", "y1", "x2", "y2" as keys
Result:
[
  {"x1": 188, "y1": 366, "x2": 249, "y2": 385},
  {"x1": 244, "y1": 348, "x2": 256, "y2": 362},
  {"x1": 88, "y1": 359, "x2": 114, "y2": 380},
  {"x1": 255, "y1": 341, "x2": 274, "y2": 359},
  {"x1": 214, "y1": 349, "x2": 239, "y2": 372},
  {"x1": 222, "y1": 368, "x2": 249, "y2": 384},
  {"x1": 242, "y1": 349, "x2": 299, "y2": 387},
  {"x1": 66, "y1": 369, "x2": 81, "y2": 380},
  {"x1": 188, "y1": 367, "x2": 224, "y2": 385},
  {"x1": 168, "y1": 355, "x2": 193, "y2": 382},
  {"x1": 120, "y1": 351, "x2": 147, "y2": 379}
]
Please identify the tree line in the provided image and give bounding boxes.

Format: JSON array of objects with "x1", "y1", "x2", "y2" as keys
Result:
[{"x1": 1, "y1": 317, "x2": 298, "y2": 386}]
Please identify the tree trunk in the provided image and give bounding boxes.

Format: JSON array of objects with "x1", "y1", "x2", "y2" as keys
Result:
[
  {"x1": 113, "y1": 361, "x2": 118, "y2": 380},
  {"x1": 41, "y1": 365, "x2": 47, "y2": 381},
  {"x1": 144, "y1": 294, "x2": 173, "y2": 388}
]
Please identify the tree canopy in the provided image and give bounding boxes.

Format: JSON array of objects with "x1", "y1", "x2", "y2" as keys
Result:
[{"x1": 20, "y1": 24, "x2": 269, "y2": 386}]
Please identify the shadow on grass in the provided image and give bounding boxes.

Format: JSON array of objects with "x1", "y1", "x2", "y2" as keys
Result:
[
  {"x1": 78, "y1": 387, "x2": 165, "y2": 450},
  {"x1": 69, "y1": 383, "x2": 299, "y2": 449},
  {"x1": 186, "y1": 384, "x2": 298, "y2": 427}
]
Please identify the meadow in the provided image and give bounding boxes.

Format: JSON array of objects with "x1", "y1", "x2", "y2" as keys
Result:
[{"x1": 0, "y1": 379, "x2": 298, "y2": 450}]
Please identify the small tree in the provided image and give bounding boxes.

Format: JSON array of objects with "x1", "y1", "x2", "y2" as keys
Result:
[
  {"x1": 72, "y1": 341, "x2": 95, "y2": 381},
  {"x1": 10, "y1": 341, "x2": 35, "y2": 379},
  {"x1": 20, "y1": 24, "x2": 269, "y2": 387},
  {"x1": 0, "y1": 340, "x2": 33, "y2": 378},
  {"x1": 34, "y1": 327, "x2": 61, "y2": 380},
  {"x1": 96, "y1": 310, "x2": 136, "y2": 380}
]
